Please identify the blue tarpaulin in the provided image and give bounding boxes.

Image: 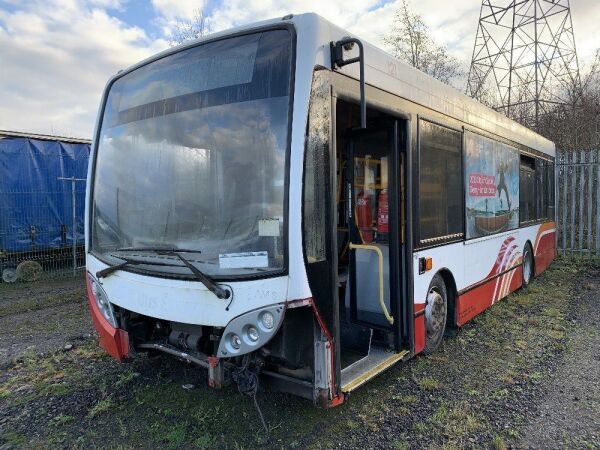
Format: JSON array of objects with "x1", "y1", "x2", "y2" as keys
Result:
[{"x1": 0, "y1": 135, "x2": 90, "y2": 254}]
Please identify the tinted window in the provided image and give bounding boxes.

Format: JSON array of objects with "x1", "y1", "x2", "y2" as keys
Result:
[
  {"x1": 519, "y1": 155, "x2": 536, "y2": 223},
  {"x1": 546, "y1": 162, "x2": 555, "y2": 220},
  {"x1": 418, "y1": 121, "x2": 463, "y2": 244}
]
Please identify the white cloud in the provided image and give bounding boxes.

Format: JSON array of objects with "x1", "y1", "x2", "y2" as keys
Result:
[
  {"x1": 0, "y1": 0, "x2": 597, "y2": 138},
  {"x1": 151, "y1": 0, "x2": 203, "y2": 20},
  {"x1": 0, "y1": 0, "x2": 167, "y2": 137}
]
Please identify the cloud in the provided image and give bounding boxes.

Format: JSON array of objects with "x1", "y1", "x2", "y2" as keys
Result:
[
  {"x1": 0, "y1": 0, "x2": 167, "y2": 137},
  {"x1": 0, "y1": 0, "x2": 597, "y2": 137}
]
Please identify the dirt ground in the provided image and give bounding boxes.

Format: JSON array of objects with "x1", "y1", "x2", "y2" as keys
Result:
[{"x1": 0, "y1": 259, "x2": 599, "y2": 449}]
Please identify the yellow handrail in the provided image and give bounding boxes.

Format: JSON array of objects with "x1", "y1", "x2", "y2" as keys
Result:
[{"x1": 349, "y1": 243, "x2": 394, "y2": 325}]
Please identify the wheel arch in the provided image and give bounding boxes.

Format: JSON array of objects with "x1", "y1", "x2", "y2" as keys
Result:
[
  {"x1": 524, "y1": 239, "x2": 535, "y2": 279},
  {"x1": 436, "y1": 268, "x2": 458, "y2": 329}
]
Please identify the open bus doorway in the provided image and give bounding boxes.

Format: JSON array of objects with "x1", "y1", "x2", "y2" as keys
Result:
[{"x1": 335, "y1": 99, "x2": 409, "y2": 391}]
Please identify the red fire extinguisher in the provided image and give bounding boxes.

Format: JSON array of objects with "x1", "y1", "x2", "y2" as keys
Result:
[
  {"x1": 356, "y1": 190, "x2": 373, "y2": 243},
  {"x1": 377, "y1": 189, "x2": 389, "y2": 234}
]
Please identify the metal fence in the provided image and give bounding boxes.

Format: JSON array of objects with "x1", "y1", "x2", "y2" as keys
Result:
[
  {"x1": 0, "y1": 179, "x2": 86, "y2": 283},
  {"x1": 556, "y1": 149, "x2": 600, "y2": 257}
]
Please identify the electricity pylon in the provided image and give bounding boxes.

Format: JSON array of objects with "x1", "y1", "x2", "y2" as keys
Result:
[{"x1": 467, "y1": 0, "x2": 581, "y2": 130}]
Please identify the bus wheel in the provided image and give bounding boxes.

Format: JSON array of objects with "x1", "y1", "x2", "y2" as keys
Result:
[
  {"x1": 424, "y1": 274, "x2": 447, "y2": 355},
  {"x1": 522, "y1": 243, "x2": 534, "y2": 287}
]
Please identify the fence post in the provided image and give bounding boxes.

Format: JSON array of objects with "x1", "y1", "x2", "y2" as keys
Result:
[
  {"x1": 587, "y1": 150, "x2": 593, "y2": 256},
  {"x1": 570, "y1": 151, "x2": 576, "y2": 256},
  {"x1": 58, "y1": 177, "x2": 86, "y2": 276},
  {"x1": 597, "y1": 149, "x2": 600, "y2": 256},
  {"x1": 578, "y1": 150, "x2": 584, "y2": 254},
  {"x1": 561, "y1": 152, "x2": 566, "y2": 255}
]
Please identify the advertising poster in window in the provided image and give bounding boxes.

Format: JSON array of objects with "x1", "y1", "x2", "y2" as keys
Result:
[{"x1": 465, "y1": 132, "x2": 519, "y2": 239}]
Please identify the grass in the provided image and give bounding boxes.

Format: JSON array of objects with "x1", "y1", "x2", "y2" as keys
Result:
[
  {"x1": 87, "y1": 396, "x2": 115, "y2": 418},
  {"x1": 48, "y1": 414, "x2": 75, "y2": 427},
  {"x1": 0, "y1": 258, "x2": 595, "y2": 449},
  {"x1": 417, "y1": 377, "x2": 440, "y2": 390},
  {"x1": 0, "y1": 289, "x2": 84, "y2": 316}
]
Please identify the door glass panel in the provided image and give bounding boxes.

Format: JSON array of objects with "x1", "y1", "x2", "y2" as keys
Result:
[{"x1": 349, "y1": 130, "x2": 393, "y2": 327}]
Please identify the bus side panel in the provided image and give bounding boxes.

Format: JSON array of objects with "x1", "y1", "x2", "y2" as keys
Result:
[
  {"x1": 413, "y1": 304, "x2": 426, "y2": 354},
  {"x1": 412, "y1": 222, "x2": 555, "y2": 348},
  {"x1": 533, "y1": 222, "x2": 556, "y2": 275}
]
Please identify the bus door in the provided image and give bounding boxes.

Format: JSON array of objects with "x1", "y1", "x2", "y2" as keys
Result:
[{"x1": 345, "y1": 120, "x2": 402, "y2": 338}]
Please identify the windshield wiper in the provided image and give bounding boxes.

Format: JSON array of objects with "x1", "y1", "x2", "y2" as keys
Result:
[
  {"x1": 96, "y1": 255, "x2": 181, "y2": 279},
  {"x1": 100, "y1": 247, "x2": 230, "y2": 300},
  {"x1": 163, "y1": 251, "x2": 230, "y2": 300},
  {"x1": 116, "y1": 246, "x2": 201, "y2": 253}
]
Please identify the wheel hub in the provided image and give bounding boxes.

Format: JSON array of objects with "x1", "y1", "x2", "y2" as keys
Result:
[{"x1": 425, "y1": 288, "x2": 445, "y2": 334}]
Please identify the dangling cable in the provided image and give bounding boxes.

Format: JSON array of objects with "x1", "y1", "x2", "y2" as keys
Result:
[{"x1": 230, "y1": 356, "x2": 268, "y2": 432}]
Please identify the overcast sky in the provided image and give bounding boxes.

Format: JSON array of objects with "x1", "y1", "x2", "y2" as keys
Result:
[{"x1": 0, "y1": 0, "x2": 598, "y2": 138}]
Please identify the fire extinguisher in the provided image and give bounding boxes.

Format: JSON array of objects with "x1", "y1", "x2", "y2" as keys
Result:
[
  {"x1": 377, "y1": 189, "x2": 389, "y2": 234},
  {"x1": 356, "y1": 190, "x2": 373, "y2": 243}
]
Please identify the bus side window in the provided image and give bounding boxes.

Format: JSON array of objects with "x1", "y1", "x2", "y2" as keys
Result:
[
  {"x1": 417, "y1": 120, "x2": 463, "y2": 246},
  {"x1": 519, "y1": 155, "x2": 536, "y2": 224}
]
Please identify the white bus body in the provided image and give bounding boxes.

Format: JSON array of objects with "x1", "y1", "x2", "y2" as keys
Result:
[{"x1": 86, "y1": 13, "x2": 555, "y2": 407}]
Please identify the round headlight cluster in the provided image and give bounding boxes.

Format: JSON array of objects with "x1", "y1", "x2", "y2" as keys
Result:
[
  {"x1": 88, "y1": 275, "x2": 117, "y2": 328},
  {"x1": 218, "y1": 305, "x2": 284, "y2": 357}
]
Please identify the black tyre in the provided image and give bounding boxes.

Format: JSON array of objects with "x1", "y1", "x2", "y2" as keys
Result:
[
  {"x1": 522, "y1": 243, "x2": 534, "y2": 287},
  {"x1": 423, "y1": 273, "x2": 447, "y2": 355}
]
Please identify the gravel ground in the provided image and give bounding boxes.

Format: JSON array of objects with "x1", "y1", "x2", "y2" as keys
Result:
[
  {"x1": 518, "y1": 281, "x2": 600, "y2": 449},
  {"x1": 0, "y1": 276, "x2": 91, "y2": 367},
  {"x1": 0, "y1": 259, "x2": 599, "y2": 449}
]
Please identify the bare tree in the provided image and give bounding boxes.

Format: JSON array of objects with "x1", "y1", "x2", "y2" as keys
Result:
[
  {"x1": 168, "y1": 9, "x2": 210, "y2": 47},
  {"x1": 538, "y1": 50, "x2": 600, "y2": 149},
  {"x1": 384, "y1": 0, "x2": 463, "y2": 86}
]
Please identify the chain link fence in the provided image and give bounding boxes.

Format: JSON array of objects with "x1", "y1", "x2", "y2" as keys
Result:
[{"x1": 0, "y1": 131, "x2": 90, "y2": 284}]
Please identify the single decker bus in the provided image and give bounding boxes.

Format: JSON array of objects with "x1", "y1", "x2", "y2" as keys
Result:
[{"x1": 86, "y1": 13, "x2": 556, "y2": 407}]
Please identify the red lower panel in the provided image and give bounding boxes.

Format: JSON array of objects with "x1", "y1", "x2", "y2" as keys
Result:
[
  {"x1": 86, "y1": 279, "x2": 129, "y2": 361},
  {"x1": 413, "y1": 304, "x2": 426, "y2": 354},
  {"x1": 456, "y1": 267, "x2": 521, "y2": 326},
  {"x1": 535, "y1": 232, "x2": 556, "y2": 275}
]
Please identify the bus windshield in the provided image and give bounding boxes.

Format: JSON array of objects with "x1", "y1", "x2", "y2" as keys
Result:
[{"x1": 91, "y1": 29, "x2": 293, "y2": 278}]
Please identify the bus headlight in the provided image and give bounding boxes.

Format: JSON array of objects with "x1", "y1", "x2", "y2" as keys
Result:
[
  {"x1": 246, "y1": 326, "x2": 259, "y2": 342},
  {"x1": 230, "y1": 334, "x2": 242, "y2": 350},
  {"x1": 87, "y1": 274, "x2": 117, "y2": 328},
  {"x1": 217, "y1": 304, "x2": 285, "y2": 357},
  {"x1": 259, "y1": 311, "x2": 275, "y2": 330}
]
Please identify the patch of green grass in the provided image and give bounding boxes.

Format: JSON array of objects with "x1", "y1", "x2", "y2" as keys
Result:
[
  {"x1": 430, "y1": 402, "x2": 485, "y2": 439},
  {"x1": 392, "y1": 441, "x2": 409, "y2": 450},
  {"x1": 88, "y1": 396, "x2": 115, "y2": 418},
  {"x1": 417, "y1": 377, "x2": 440, "y2": 390},
  {"x1": 115, "y1": 369, "x2": 139, "y2": 388},
  {"x1": 194, "y1": 433, "x2": 217, "y2": 449},
  {"x1": 492, "y1": 435, "x2": 508, "y2": 450},
  {"x1": 2, "y1": 431, "x2": 28, "y2": 446},
  {"x1": 164, "y1": 423, "x2": 188, "y2": 448},
  {"x1": 48, "y1": 414, "x2": 74, "y2": 427}
]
